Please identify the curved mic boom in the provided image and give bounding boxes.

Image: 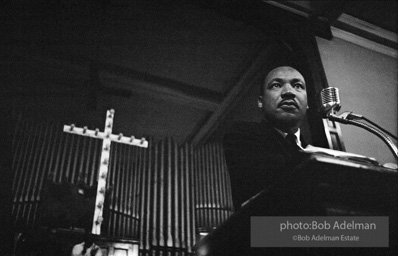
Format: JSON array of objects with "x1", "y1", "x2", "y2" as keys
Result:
[{"x1": 319, "y1": 86, "x2": 398, "y2": 160}]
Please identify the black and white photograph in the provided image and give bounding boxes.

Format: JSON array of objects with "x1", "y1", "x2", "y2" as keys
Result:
[{"x1": 1, "y1": 1, "x2": 397, "y2": 255}]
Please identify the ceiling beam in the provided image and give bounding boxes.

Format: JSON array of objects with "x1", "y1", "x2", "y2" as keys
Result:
[
  {"x1": 189, "y1": 42, "x2": 279, "y2": 146},
  {"x1": 265, "y1": 0, "x2": 397, "y2": 52},
  {"x1": 11, "y1": 55, "x2": 222, "y2": 111},
  {"x1": 99, "y1": 62, "x2": 222, "y2": 111}
]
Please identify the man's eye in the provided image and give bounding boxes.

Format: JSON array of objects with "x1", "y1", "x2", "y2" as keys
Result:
[
  {"x1": 294, "y1": 83, "x2": 304, "y2": 89},
  {"x1": 270, "y1": 83, "x2": 281, "y2": 88}
]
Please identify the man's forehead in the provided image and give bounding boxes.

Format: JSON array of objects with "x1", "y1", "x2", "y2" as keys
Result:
[{"x1": 265, "y1": 66, "x2": 305, "y2": 82}]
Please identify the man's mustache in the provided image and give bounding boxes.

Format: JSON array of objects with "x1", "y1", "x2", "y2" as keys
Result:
[{"x1": 278, "y1": 99, "x2": 299, "y2": 109}]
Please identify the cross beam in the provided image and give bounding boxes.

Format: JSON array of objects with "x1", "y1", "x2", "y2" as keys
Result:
[{"x1": 63, "y1": 109, "x2": 148, "y2": 235}]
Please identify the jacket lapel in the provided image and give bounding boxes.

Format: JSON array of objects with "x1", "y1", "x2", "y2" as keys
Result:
[
  {"x1": 259, "y1": 121, "x2": 291, "y2": 151},
  {"x1": 259, "y1": 120, "x2": 308, "y2": 151}
]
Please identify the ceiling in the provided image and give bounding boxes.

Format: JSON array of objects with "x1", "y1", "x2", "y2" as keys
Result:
[
  {"x1": 277, "y1": 1, "x2": 397, "y2": 32},
  {"x1": 3, "y1": 0, "x2": 397, "y2": 146},
  {"x1": 343, "y1": 1, "x2": 397, "y2": 32}
]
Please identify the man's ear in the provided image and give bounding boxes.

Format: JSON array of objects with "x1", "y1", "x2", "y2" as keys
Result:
[{"x1": 257, "y1": 96, "x2": 263, "y2": 108}]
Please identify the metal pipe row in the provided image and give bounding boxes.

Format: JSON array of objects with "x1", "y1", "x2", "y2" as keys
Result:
[{"x1": 11, "y1": 117, "x2": 233, "y2": 255}]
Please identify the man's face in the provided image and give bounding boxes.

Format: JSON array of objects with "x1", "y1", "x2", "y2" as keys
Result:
[{"x1": 258, "y1": 66, "x2": 308, "y2": 132}]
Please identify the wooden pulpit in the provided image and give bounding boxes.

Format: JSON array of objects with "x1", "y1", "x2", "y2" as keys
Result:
[{"x1": 195, "y1": 153, "x2": 398, "y2": 256}]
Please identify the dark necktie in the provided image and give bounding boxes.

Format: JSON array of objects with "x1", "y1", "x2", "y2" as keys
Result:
[{"x1": 286, "y1": 133, "x2": 302, "y2": 151}]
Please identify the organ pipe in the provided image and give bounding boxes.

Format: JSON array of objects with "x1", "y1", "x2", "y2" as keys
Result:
[{"x1": 11, "y1": 116, "x2": 233, "y2": 255}]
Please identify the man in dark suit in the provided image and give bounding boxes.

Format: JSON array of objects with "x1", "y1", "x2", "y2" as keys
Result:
[
  {"x1": 224, "y1": 66, "x2": 310, "y2": 211},
  {"x1": 219, "y1": 66, "x2": 391, "y2": 256}
]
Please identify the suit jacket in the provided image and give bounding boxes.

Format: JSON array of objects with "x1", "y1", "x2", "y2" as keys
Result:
[{"x1": 223, "y1": 120, "x2": 308, "y2": 211}]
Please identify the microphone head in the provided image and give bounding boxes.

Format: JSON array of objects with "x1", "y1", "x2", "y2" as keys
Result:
[{"x1": 319, "y1": 87, "x2": 341, "y2": 116}]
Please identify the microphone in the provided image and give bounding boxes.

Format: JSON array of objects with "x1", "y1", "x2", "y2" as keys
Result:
[
  {"x1": 318, "y1": 87, "x2": 398, "y2": 160},
  {"x1": 319, "y1": 87, "x2": 341, "y2": 117}
]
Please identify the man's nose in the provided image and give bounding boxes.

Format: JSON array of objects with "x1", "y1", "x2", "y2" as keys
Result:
[{"x1": 281, "y1": 84, "x2": 296, "y2": 98}]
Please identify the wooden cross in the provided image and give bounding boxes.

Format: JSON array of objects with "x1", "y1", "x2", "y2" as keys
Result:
[{"x1": 63, "y1": 109, "x2": 148, "y2": 235}]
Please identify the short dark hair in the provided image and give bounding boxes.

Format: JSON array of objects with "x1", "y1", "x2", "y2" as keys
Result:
[
  {"x1": 259, "y1": 40, "x2": 308, "y2": 95},
  {"x1": 260, "y1": 65, "x2": 305, "y2": 95}
]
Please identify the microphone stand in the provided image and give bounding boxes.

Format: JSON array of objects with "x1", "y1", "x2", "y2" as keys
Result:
[{"x1": 327, "y1": 111, "x2": 398, "y2": 161}]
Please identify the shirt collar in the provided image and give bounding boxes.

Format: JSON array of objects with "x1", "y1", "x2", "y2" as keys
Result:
[{"x1": 274, "y1": 128, "x2": 305, "y2": 149}]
